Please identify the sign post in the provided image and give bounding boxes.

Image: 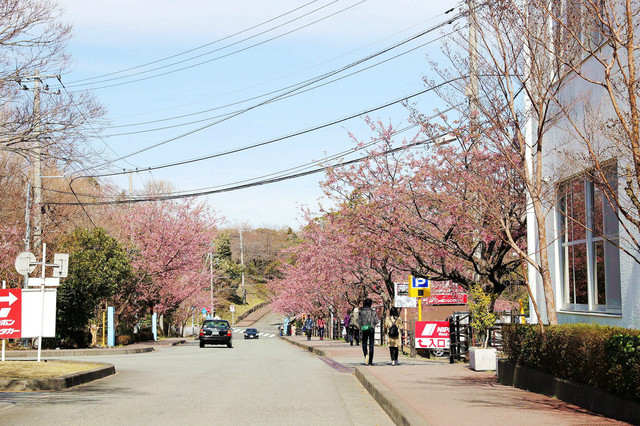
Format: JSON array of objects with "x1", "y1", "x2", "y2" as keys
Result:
[
  {"x1": 13, "y1": 246, "x2": 66, "y2": 362},
  {"x1": 230, "y1": 304, "x2": 235, "y2": 325},
  {"x1": 409, "y1": 275, "x2": 430, "y2": 321}
]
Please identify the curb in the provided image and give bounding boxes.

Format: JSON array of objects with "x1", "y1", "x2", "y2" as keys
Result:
[
  {"x1": 0, "y1": 361, "x2": 115, "y2": 391},
  {"x1": 354, "y1": 367, "x2": 428, "y2": 426},
  {"x1": 280, "y1": 336, "x2": 330, "y2": 357},
  {"x1": 4, "y1": 347, "x2": 154, "y2": 358}
]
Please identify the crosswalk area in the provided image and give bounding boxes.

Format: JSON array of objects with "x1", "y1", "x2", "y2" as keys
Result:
[{"x1": 232, "y1": 328, "x2": 277, "y2": 338}]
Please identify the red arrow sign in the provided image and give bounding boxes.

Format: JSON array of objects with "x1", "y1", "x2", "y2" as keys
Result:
[{"x1": 0, "y1": 289, "x2": 22, "y2": 338}]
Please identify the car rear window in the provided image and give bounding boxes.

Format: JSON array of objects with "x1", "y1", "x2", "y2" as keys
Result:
[{"x1": 203, "y1": 320, "x2": 228, "y2": 327}]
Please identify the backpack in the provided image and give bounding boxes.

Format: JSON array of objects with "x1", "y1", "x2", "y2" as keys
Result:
[{"x1": 388, "y1": 323, "x2": 399, "y2": 338}]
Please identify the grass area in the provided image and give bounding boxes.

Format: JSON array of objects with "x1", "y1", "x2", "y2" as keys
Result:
[{"x1": 0, "y1": 361, "x2": 104, "y2": 380}]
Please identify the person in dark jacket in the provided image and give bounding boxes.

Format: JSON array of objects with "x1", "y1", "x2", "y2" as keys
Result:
[
  {"x1": 343, "y1": 311, "x2": 353, "y2": 345},
  {"x1": 358, "y1": 298, "x2": 379, "y2": 365},
  {"x1": 304, "y1": 316, "x2": 314, "y2": 341}
]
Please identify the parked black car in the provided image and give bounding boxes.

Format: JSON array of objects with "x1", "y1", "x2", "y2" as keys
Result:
[
  {"x1": 244, "y1": 328, "x2": 259, "y2": 339},
  {"x1": 199, "y1": 319, "x2": 233, "y2": 348}
]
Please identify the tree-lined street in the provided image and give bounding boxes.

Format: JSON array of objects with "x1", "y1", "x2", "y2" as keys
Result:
[{"x1": 0, "y1": 311, "x2": 392, "y2": 425}]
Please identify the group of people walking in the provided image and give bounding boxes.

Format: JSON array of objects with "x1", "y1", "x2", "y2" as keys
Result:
[
  {"x1": 298, "y1": 298, "x2": 402, "y2": 366},
  {"x1": 302, "y1": 314, "x2": 326, "y2": 341},
  {"x1": 344, "y1": 298, "x2": 402, "y2": 366}
]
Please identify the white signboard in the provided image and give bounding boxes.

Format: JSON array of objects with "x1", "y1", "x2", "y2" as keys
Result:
[
  {"x1": 394, "y1": 282, "x2": 417, "y2": 308},
  {"x1": 229, "y1": 304, "x2": 235, "y2": 313},
  {"x1": 27, "y1": 277, "x2": 60, "y2": 287},
  {"x1": 21, "y1": 289, "x2": 57, "y2": 338},
  {"x1": 52, "y1": 253, "x2": 69, "y2": 278}
]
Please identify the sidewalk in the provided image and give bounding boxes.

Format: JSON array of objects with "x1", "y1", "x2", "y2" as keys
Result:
[{"x1": 282, "y1": 334, "x2": 628, "y2": 426}]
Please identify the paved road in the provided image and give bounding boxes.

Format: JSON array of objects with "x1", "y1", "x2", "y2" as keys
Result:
[{"x1": 0, "y1": 311, "x2": 392, "y2": 425}]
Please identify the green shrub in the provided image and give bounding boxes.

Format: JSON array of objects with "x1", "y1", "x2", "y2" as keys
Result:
[
  {"x1": 502, "y1": 324, "x2": 640, "y2": 401},
  {"x1": 604, "y1": 334, "x2": 640, "y2": 400}
]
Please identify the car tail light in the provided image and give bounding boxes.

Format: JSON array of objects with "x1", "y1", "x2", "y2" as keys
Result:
[
  {"x1": 227, "y1": 330, "x2": 232, "y2": 336},
  {"x1": 199, "y1": 331, "x2": 204, "y2": 336}
]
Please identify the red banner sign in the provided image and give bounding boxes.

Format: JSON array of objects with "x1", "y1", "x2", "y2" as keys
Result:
[
  {"x1": 415, "y1": 320, "x2": 450, "y2": 349},
  {"x1": 0, "y1": 289, "x2": 21, "y2": 338},
  {"x1": 423, "y1": 281, "x2": 467, "y2": 305}
]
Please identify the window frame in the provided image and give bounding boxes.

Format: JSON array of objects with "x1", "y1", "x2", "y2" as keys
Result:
[{"x1": 557, "y1": 171, "x2": 621, "y2": 314}]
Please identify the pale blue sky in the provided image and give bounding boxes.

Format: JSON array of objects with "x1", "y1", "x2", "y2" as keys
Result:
[{"x1": 57, "y1": 0, "x2": 464, "y2": 229}]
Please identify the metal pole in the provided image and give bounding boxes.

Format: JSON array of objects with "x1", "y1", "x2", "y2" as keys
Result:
[
  {"x1": 32, "y1": 71, "x2": 42, "y2": 260},
  {"x1": 209, "y1": 242, "x2": 214, "y2": 316},
  {"x1": 37, "y1": 243, "x2": 46, "y2": 362},
  {"x1": 239, "y1": 229, "x2": 246, "y2": 304}
]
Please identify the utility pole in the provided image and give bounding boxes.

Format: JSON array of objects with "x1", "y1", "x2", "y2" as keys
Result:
[
  {"x1": 468, "y1": 0, "x2": 479, "y2": 130},
  {"x1": 18, "y1": 71, "x2": 59, "y2": 262},
  {"x1": 23, "y1": 183, "x2": 32, "y2": 288},
  {"x1": 32, "y1": 71, "x2": 42, "y2": 259},
  {"x1": 209, "y1": 241, "x2": 215, "y2": 317},
  {"x1": 239, "y1": 229, "x2": 246, "y2": 304}
]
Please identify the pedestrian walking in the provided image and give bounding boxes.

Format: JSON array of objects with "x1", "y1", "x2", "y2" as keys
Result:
[
  {"x1": 304, "y1": 316, "x2": 314, "y2": 341},
  {"x1": 351, "y1": 307, "x2": 360, "y2": 346},
  {"x1": 385, "y1": 307, "x2": 402, "y2": 365},
  {"x1": 317, "y1": 316, "x2": 325, "y2": 340},
  {"x1": 343, "y1": 311, "x2": 353, "y2": 345},
  {"x1": 358, "y1": 298, "x2": 379, "y2": 365}
]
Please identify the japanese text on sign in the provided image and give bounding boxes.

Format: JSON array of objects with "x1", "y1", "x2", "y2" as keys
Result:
[{"x1": 415, "y1": 320, "x2": 450, "y2": 349}]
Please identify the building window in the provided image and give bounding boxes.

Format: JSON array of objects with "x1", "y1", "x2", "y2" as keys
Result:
[
  {"x1": 558, "y1": 170, "x2": 620, "y2": 312},
  {"x1": 551, "y1": 0, "x2": 606, "y2": 71}
]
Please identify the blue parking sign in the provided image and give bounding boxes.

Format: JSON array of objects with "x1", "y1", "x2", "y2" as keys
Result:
[{"x1": 411, "y1": 276, "x2": 429, "y2": 288}]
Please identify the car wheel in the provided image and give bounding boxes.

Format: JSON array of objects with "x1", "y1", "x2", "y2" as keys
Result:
[
  {"x1": 227, "y1": 342, "x2": 233, "y2": 348},
  {"x1": 434, "y1": 349, "x2": 445, "y2": 357}
]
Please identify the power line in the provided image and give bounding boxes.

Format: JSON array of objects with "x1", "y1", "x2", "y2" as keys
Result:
[
  {"x1": 75, "y1": 76, "x2": 465, "y2": 180},
  {"x1": 56, "y1": 76, "x2": 140, "y2": 171},
  {"x1": 103, "y1": 6, "x2": 460, "y2": 130},
  {"x1": 66, "y1": 0, "x2": 322, "y2": 85},
  {"x1": 103, "y1": 28, "x2": 459, "y2": 137},
  {"x1": 48, "y1": 132, "x2": 452, "y2": 206},
  {"x1": 45, "y1": 105, "x2": 459, "y2": 201},
  {"x1": 63, "y1": 1, "x2": 365, "y2": 91},
  {"x1": 82, "y1": 12, "x2": 465, "y2": 172},
  {"x1": 38, "y1": 121, "x2": 422, "y2": 200}
]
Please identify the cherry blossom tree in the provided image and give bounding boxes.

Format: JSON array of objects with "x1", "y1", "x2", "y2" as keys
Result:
[
  {"x1": 322, "y1": 119, "x2": 525, "y2": 304},
  {"x1": 110, "y1": 196, "x2": 220, "y2": 330}
]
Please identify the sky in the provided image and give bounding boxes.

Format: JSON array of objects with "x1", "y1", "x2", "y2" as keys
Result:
[{"x1": 56, "y1": 0, "x2": 466, "y2": 230}]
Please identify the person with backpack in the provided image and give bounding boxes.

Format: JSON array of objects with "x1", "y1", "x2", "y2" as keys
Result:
[
  {"x1": 304, "y1": 316, "x2": 314, "y2": 341},
  {"x1": 385, "y1": 307, "x2": 402, "y2": 365},
  {"x1": 358, "y1": 298, "x2": 379, "y2": 365},
  {"x1": 350, "y1": 307, "x2": 360, "y2": 346}
]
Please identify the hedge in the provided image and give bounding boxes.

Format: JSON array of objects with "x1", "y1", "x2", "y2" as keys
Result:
[{"x1": 502, "y1": 323, "x2": 640, "y2": 401}]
